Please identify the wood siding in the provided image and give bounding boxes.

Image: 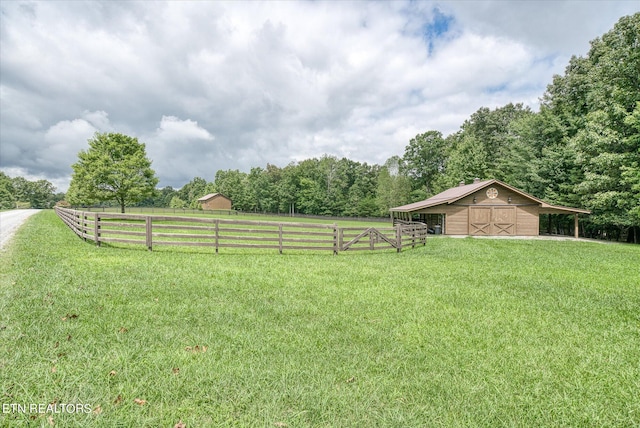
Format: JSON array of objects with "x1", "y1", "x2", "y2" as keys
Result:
[
  {"x1": 445, "y1": 206, "x2": 469, "y2": 235},
  {"x1": 516, "y1": 205, "x2": 539, "y2": 236},
  {"x1": 200, "y1": 195, "x2": 232, "y2": 211}
]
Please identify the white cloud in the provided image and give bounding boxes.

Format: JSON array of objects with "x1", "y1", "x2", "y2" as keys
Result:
[
  {"x1": 154, "y1": 116, "x2": 214, "y2": 142},
  {"x1": 145, "y1": 116, "x2": 217, "y2": 186}
]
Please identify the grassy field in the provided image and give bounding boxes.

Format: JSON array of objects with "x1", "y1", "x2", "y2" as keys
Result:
[{"x1": 1, "y1": 211, "x2": 639, "y2": 427}]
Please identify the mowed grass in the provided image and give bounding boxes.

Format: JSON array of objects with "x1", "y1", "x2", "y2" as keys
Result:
[{"x1": 1, "y1": 211, "x2": 639, "y2": 427}]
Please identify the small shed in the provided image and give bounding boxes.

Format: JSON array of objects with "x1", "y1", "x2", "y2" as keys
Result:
[
  {"x1": 197, "y1": 193, "x2": 232, "y2": 211},
  {"x1": 390, "y1": 179, "x2": 590, "y2": 238}
]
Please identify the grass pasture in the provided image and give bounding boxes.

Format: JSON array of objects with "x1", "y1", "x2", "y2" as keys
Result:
[{"x1": 1, "y1": 211, "x2": 639, "y2": 427}]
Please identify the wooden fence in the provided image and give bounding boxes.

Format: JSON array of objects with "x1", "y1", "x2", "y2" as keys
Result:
[{"x1": 55, "y1": 207, "x2": 427, "y2": 254}]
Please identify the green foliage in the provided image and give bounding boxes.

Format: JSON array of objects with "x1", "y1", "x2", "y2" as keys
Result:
[
  {"x1": 175, "y1": 177, "x2": 215, "y2": 209},
  {"x1": 246, "y1": 166, "x2": 280, "y2": 213},
  {"x1": 0, "y1": 172, "x2": 16, "y2": 209},
  {"x1": 376, "y1": 156, "x2": 412, "y2": 215},
  {"x1": 401, "y1": 130, "x2": 446, "y2": 195},
  {"x1": 209, "y1": 156, "x2": 382, "y2": 217},
  {"x1": 0, "y1": 171, "x2": 59, "y2": 209},
  {"x1": 68, "y1": 132, "x2": 159, "y2": 213},
  {"x1": 439, "y1": 133, "x2": 488, "y2": 189},
  {"x1": 555, "y1": 14, "x2": 640, "y2": 229},
  {"x1": 438, "y1": 103, "x2": 534, "y2": 190},
  {"x1": 169, "y1": 196, "x2": 187, "y2": 209},
  {"x1": 214, "y1": 169, "x2": 250, "y2": 210}
]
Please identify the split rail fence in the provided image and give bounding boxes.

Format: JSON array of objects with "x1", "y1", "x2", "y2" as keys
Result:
[{"x1": 55, "y1": 207, "x2": 428, "y2": 254}]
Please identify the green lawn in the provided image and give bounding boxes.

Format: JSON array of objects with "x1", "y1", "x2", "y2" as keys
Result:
[{"x1": 1, "y1": 211, "x2": 639, "y2": 427}]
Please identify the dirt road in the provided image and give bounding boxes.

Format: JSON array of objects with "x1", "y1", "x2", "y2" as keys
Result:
[{"x1": 0, "y1": 209, "x2": 41, "y2": 250}]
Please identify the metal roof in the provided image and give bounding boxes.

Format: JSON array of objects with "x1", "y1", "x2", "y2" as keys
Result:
[
  {"x1": 390, "y1": 179, "x2": 590, "y2": 214},
  {"x1": 197, "y1": 193, "x2": 229, "y2": 202}
]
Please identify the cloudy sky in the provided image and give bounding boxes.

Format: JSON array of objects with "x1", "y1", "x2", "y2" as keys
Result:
[{"x1": 1, "y1": 1, "x2": 637, "y2": 192}]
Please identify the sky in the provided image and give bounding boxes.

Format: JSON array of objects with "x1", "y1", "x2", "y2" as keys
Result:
[{"x1": 1, "y1": 1, "x2": 638, "y2": 192}]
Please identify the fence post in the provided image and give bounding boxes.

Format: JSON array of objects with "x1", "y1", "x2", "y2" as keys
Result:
[
  {"x1": 145, "y1": 216, "x2": 153, "y2": 251},
  {"x1": 396, "y1": 224, "x2": 402, "y2": 253},
  {"x1": 333, "y1": 224, "x2": 338, "y2": 255},
  {"x1": 278, "y1": 224, "x2": 283, "y2": 254},
  {"x1": 94, "y1": 212, "x2": 101, "y2": 247},
  {"x1": 214, "y1": 219, "x2": 219, "y2": 254},
  {"x1": 411, "y1": 225, "x2": 416, "y2": 249},
  {"x1": 81, "y1": 212, "x2": 87, "y2": 241}
]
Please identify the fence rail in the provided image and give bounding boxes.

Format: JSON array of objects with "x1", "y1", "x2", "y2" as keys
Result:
[{"x1": 55, "y1": 207, "x2": 427, "y2": 254}]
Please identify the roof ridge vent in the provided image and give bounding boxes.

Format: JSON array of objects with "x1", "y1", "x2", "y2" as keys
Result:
[
  {"x1": 459, "y1": 180, "x2": 465, "y2": 187},
  {"x1": 473, "y1": 177, "x2": 481, "y2": 184}
]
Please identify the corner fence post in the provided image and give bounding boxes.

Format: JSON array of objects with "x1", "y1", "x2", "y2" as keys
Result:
[{"x1": 145, "y1": 216, "x2": 153, "y2": 251}]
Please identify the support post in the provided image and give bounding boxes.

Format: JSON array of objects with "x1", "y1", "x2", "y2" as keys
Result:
[
  {"x1": 81, "y1": 211, "x2": 87, "y2": 241},
  {"x1": 81, "y1": 211, "x2": 86, "y2": 237},
  {"x1": 94, "y1": 212, "x2": 101, "y2": 247},
  {"x1": 574, "y1": 214, "x2": 579, "y2": 239},
  {"x1": 396, "y1": 224, "x2": 402, "y2": 253},
  {"x1": 214, "y1": 219, "x2": 219, "y2": 254},
  {"x1": 145, "y1": 216, "x2": 152, "y2": 251},
  {"x1": 411, "y1": 225, "x2": 416, "y2": 249}
]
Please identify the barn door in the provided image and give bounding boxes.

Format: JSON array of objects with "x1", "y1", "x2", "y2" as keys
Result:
[
  {"x1": 469, "y1": 206, "x2": 516, "y2": 235},
  {"x1": 469, "y1": 207, "x2": 491, "y2": 235},
  {"x1": 492, "y1": 207, "x2": 516, "y2": 235}
]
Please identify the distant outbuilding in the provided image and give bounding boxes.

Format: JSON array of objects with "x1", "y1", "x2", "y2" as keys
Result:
[
  {"x1": 390, "y1": 179, "x2": 590, "y2": 238},
  {"x1": 197, "y1": 193, "x2": 232, "y2": 211}
]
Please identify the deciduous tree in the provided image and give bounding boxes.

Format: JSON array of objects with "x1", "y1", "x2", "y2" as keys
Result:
[{"x1": 68, "y1": 132, "x2": 158, "y2": 213}]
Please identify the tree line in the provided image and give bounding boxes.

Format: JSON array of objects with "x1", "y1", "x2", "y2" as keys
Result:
[{"x1": 0, "y1": 172, "x2": 64, "y2": 209}]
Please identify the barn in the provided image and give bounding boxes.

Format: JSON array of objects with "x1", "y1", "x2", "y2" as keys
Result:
[
  {"x1": 197, "y1": 193, "x2": 232, "y2": 211},
  {"x1": 390, "y1": 179, "x2": 590, "y2": 238}
]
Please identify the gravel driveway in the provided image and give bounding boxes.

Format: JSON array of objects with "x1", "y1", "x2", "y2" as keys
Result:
[{"x1": 0, "y1": 209, "x2": 41, "y2": 250}]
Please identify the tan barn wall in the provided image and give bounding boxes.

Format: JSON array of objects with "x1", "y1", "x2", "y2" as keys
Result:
[
  {"x1": 201, "y1": 196, "x2": 232, "y2": 210},
  {"x1": 516, "y1": 205, "x2": 539, "y2": 236},
  {"x1": 410, "y1": 183, "x2": 541, "y2": 236},
  {"x1": 444, "y1": 205, "x2": 469, "y2": 235}
]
